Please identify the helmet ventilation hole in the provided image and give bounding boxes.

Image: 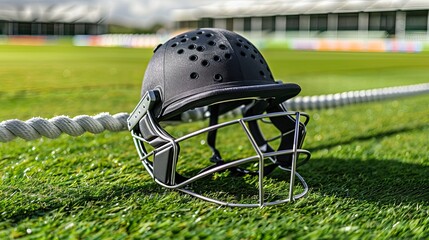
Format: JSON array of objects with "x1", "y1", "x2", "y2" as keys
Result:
[
  {"x1": 201, "y1": 59, "x2": 209, "y2": 67},
  {"x1": 213, "y1": 74, "x2": 223, "y2": 82},
  {"x1": 190, "y1": 72, "x2": 199, "y2": 79},
  {"x1": 162, "y1": 30, "x2": 273, "y2": 90},
  {"x1": 196, "y1": 46, "x2": 205, "y2": 52},
  {"x1": 213, "y1": 55, "x2": 221, "y2": 62}
]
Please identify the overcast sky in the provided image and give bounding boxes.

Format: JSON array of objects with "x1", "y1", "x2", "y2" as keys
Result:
[
  {"x1": 106, "y1": 0, "x2": 214, "y2": 27},
  {"x1": 0, "y1": 0, "x2": 229, "y2": 27}
]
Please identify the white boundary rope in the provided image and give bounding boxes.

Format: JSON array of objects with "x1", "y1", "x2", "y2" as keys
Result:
[
  {"x1": 1, "y1": 83, "x2": 428, "y2": 143},
  {"x1": 284, "y1": 82, "x2": 429, "y2": 110},
  {"x1": 0, "y1": 113, "x2": 129, "y2": 143}
]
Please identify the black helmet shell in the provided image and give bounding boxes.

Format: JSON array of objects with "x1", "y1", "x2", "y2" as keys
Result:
[{"x1": 141, "y1": 28, "x2": 301, "y2": 120}]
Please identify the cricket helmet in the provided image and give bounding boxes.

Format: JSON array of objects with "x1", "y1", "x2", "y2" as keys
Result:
[{"x1": 128, "y1": 28, "x2": 311, "y2": 207}]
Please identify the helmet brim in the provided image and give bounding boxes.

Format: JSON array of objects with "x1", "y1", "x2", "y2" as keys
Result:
[{"x1": 159, "y1": 82, "x2": 301, "y2": 121}]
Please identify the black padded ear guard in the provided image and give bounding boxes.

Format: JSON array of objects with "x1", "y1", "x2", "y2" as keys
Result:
[{"x1": 138, "y1": 113, "x2": 180, "y2": 185}]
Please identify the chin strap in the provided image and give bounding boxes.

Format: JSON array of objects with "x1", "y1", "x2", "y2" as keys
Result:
[
  {"x1": 207, "y1": 104, "x2": 223, "y2": 163},
  {"x1": 204, "y1": 100, "x2": 293, "y2": 177},
  {"x1": 266, "y1": 104, "x2": 307, "y2": 168}
]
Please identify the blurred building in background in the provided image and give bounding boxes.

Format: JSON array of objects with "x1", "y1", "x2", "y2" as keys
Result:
[
  {"x1": 0, "y1": 2, "x2": 106, "y2": 35},
  {"x1": 1, "y1": 0, "x2": 429, "y2": 52},
  {"x1": 173, "y1": 0, "x2": 429, "y2": 40}
]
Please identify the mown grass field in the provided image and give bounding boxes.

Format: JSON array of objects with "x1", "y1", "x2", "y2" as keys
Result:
[{"x1": 0, "y1": 44, "x2": 428, "y2": 239}]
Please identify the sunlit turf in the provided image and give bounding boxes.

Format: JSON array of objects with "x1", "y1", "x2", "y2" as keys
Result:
[
  {"x1": 0, "y1": 45, "x2": 428, "y2": 239},
  {"x1": 1, "y1": 45, "x2": 429, "y2": 119}
]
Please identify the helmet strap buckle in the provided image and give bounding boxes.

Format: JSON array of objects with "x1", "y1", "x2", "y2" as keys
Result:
[{"x1": 127, "y1": 90, "x2": 159, "y2": 131}]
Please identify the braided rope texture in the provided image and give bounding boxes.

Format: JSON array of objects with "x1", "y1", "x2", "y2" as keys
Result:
[
  {"x1": 1, "y1": 83, "x2": 428, "y2": 142},
  {"x1": 0, "y1": 113, "x2": 129, "y2": 142},
  {"x1": 283, "y1": 82, "x2": 429, "y2": 110}
]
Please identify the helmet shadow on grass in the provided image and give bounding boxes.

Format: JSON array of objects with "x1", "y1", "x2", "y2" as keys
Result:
[
  {"x1": 304, "y1": 123, "x2": 429, "y2": 204},
  {"x1": 182, "y1": 123, "x2": 429, "y2": 205},
  {"x1": 304, "y1": 157, "x2": 429, "y2": 204}
]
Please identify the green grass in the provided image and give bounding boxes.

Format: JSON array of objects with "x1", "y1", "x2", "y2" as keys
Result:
[{"x1": 0, "y1": 45, "x2": 428, "y2": 239}]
